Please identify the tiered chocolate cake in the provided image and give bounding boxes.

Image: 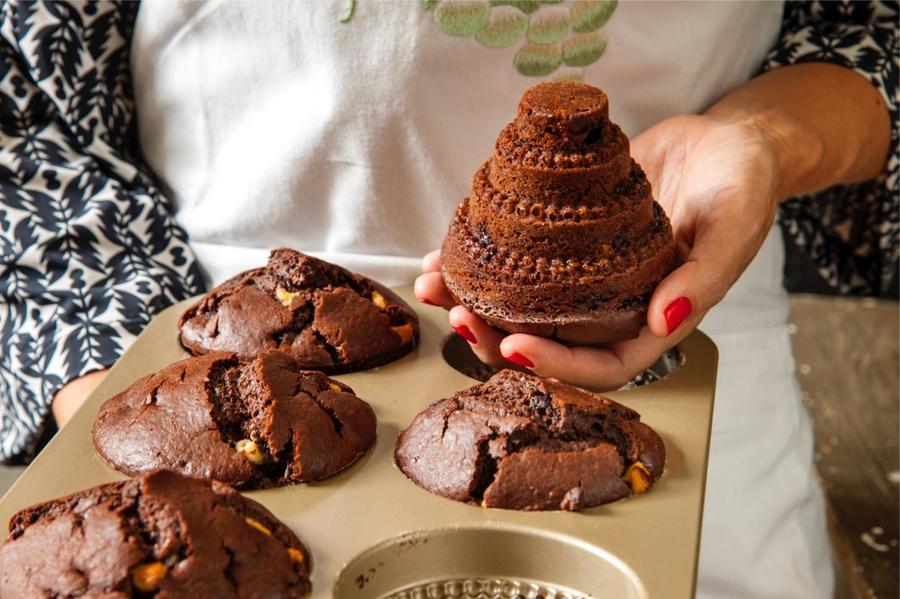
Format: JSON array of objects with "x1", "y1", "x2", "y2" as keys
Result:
[{"x1": 441, "y1": 82, "x2": 679, "y2": 345}]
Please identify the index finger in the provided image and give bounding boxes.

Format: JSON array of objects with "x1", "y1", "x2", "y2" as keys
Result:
[
  {"x1": 422, "y1": 250, "x2": 441, "y2": 273},
  {"x1": 499, "y1": 310, "x2": 702, "y2": 391}
]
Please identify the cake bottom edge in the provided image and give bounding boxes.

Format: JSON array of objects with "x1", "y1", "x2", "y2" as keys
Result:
[{"x1": 441, "y1": 271, "x2": 645, "y2": 346}]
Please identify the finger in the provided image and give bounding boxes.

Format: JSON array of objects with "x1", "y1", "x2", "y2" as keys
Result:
[
  {"x1": 499, "y1": 312, "x2": 702, "y2": 391},
  {"x1": 413, "y1": 271, "x2": 456, "y2": 309},
  {"x1": 422, "y1": 249, "x2": 441, "y2": 273},
  {"x1": 499, "y1": 333, "x2": 635, "y2": 391},
  {"x1": 448, "y1": 305, "x2": 508, "y2": 367}
]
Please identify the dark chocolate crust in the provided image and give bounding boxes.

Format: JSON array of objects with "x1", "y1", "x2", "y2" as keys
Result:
[
  {"x1": 179, "y1": 248, "x2": 419, "y2": 374},
  {"x1": 93, "y1": 350, "x2": 377, "y2": 489},
  {"x1": 395, "y1": 370, "x2": 665, "y2": 511},
  {"x1": 441, "y1": 81, "x2": 680, "y2": 345},
  {"x1": 0, "y1": 470, "x2": 311, "y2": 598}
]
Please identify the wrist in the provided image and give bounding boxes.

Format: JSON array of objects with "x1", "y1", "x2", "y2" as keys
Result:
[
  {"x1": 704, "y1": 101, "x2": 825, "y2": 201},
  {"x1": 749, "y1": 107, "x2": 824, "y2": 200}
]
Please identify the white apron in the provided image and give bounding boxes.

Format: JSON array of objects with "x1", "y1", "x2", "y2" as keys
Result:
[
  {"x1": 132, "y1": 1, "x2": 832, "y2": 596},
  {"x1": 699, "y1": 226, "x2": 831, "y2": 598}
]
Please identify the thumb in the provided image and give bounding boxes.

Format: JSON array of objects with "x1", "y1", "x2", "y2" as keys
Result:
[{"x1": 646, "y1": 212, "x2": 760, "y2": 337}]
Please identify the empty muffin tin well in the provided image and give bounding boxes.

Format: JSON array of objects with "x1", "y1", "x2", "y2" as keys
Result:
[
  {"x1": 0, "y1": 287, "x2": 717, "y2": 598},
  {"x1": 332, "y1": 527, "x2": 643, "y2": 599},
  {"x1": 442, "y1": 332, "x2": 683, "y2": 388}
]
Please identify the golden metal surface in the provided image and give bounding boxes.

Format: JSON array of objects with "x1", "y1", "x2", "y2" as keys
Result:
[{"x1": 0, "y1": 287, "x2": 718, "y2": 598}]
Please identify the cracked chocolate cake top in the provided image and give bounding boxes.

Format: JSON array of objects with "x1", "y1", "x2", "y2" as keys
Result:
[
  {"x1": 0, "y1": 470, "x2": 311, "y2": 597},
  {"x1": 440, "y1": 81, "x2": 679, "y2": 346},
  {"x1": 179, "y1": 248, "x2": 419, "y2": 374},
  {"x1": 395, "y1": 369, "x2": 665, "y2": 511},
  {"x1": 93, "y1": 350, "x2": 377, "y2": 489}
]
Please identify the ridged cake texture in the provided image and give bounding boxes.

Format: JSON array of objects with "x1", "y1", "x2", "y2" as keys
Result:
[{"x1": 441, "y1": 81, "x2": 679, "y2": 345}]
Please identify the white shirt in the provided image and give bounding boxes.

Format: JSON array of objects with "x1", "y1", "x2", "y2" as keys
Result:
[{"x1": 132, "y1": 0, "x2": 781, "y2": 287}]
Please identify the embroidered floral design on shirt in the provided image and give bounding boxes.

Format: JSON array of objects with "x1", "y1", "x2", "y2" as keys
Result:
[
  {"x1": 340, "y1": 0, "x2": 356, "y2": 23},
  {"x1": 427, "y1": 0, "x2": 617, "y2": 80}
]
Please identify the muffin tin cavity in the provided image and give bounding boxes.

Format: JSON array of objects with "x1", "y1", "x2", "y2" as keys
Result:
[
  {"x1": 441, "y1": 332, "x2": 683, "y2": 389},
  {"x1": 332, "y1": 527, "x2": 645, "y2": 599}
]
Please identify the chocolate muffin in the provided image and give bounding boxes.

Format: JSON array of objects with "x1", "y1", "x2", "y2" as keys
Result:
[
  {"x1": 93, "y1": 350, "x2": 376, "y2": 489},
  {"x1": 395, "y1": 370, "x2": 665, "y2": 511},
  {"x1": 441, "y1": 81, "x2": 680, "y2": 345},
  {"x1": 180, "y1": 248, "x2": 419, "y2": 373},
  {"x1": 0, "y1": 470, "x2": 311, "y2": 597}
]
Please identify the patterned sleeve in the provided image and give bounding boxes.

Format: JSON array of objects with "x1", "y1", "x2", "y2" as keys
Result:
[
  {"x1": 765, "y1": 0, "x2": 899, "y2": 296},
  {"x1": 0, "y1": 1, "x2": 206, "y2": 462}
]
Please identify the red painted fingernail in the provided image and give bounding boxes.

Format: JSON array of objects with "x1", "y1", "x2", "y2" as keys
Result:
[
  {"x1": 664, "y1": 296, "x2": 692, "y2": 335},
  {"x1": 453, "y1": 324, "x2": 477, "y2": 344},
  {"x1": 506, "y1": 353, "x2": 534, "y2": 369}
]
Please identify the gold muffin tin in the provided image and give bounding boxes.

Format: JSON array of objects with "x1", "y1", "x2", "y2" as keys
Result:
[{"x1": 0, "y1": 287, "x2": 717, "y2": 598}]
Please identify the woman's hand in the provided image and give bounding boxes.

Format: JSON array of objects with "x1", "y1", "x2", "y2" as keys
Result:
[
  {"x1": 52, "y1": 369, "x2": 109, "y2": 428},
  {"x1": 416, "y1": 63, "x2": 889, "y2": 390},
  {"x1": 416, "y1": 112, "x2": 782, "y2": 389}
]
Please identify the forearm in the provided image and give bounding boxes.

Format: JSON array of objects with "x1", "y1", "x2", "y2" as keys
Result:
[
  {"x1": 705, "y1": 62, "x2": 891, "y2": 200},
  {"x1": 52, "y1": 370, "x2": 109, "y2": 428}
]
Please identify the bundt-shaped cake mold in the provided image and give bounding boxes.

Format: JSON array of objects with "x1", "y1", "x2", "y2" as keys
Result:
[{"x1": 441, "y1": 82, "x2": 679, "y2": 345}]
